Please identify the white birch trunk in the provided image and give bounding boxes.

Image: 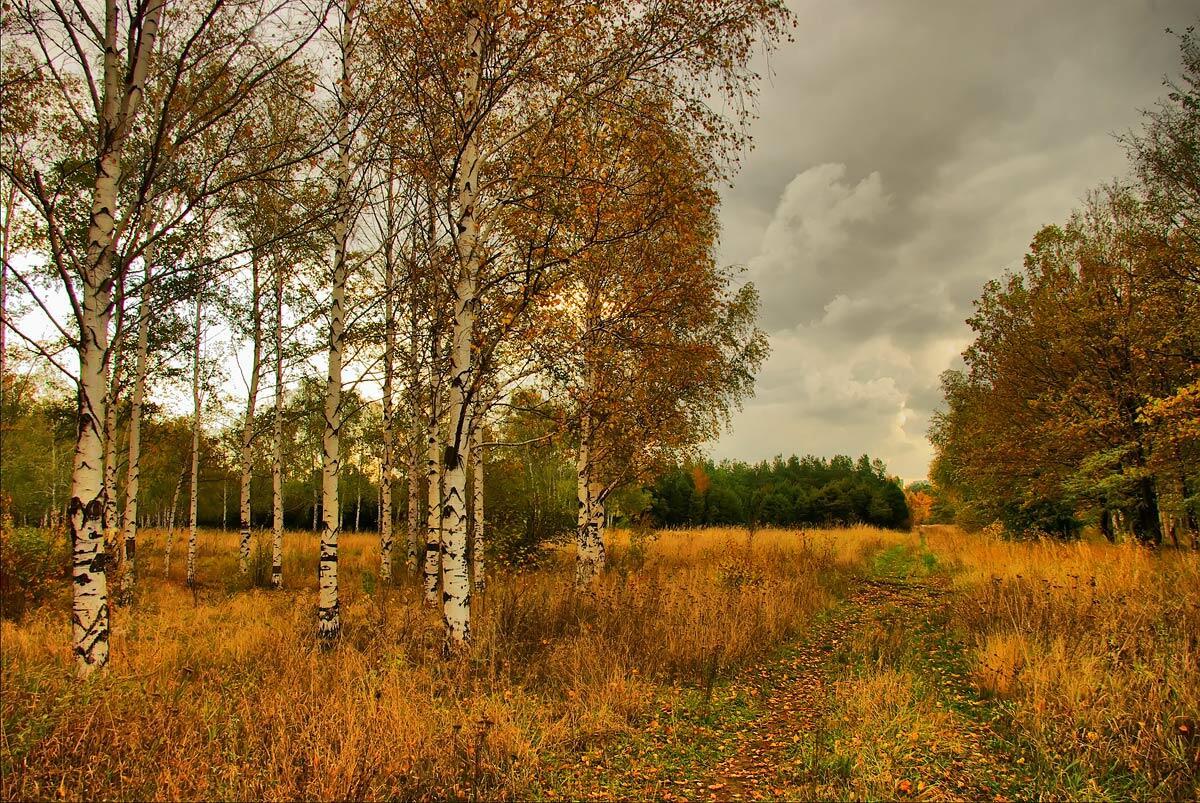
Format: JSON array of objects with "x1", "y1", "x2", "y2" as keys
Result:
[
  {"x1": 118, "y1": 242, "x2": 153, "y2": 604},
  {"x1": 438, "y1": 12, "x2": 485, "y2": 649},
  {"x1": 574, "y1": 411, "x2": 606, "y2": 587},
  {"x1": 70, "y1": 0, "x2": 164, "y2": 675},
  {"x1": 379, "y1": 239, "x2": 396, "y2": 580},
  {"x1": 186, "y1": 280, "x2": 203, "y2": 587},
  {"x1": 271, "y1": 260, "x2": 285, "y2": 588},
  {"x1": 407, "y1": 430, "x2": 421, "y2": 572},
  {"x1": 163, "y1": 464, "x2": 184, "y2": 578},
  {"x1": 70, "y1": 265, "x2": 112, "y2": 674},
  {"x1": 318, "y1": 0, "x2": 354, "y2": 642},
  {"x1": 471, "y1": 418, "x2": 485, "y2": 593},
  {"x1": 406, "y1": 307, "x2": 422, "y2": 573},
  {"x1": 423, "y1": 381, "x2": 442, "y2": 606},
  {"x1": 239, "y1": 258, "x2": 263, "y2": 574},
  {"x1": 102, "y1": 293, "x2": 123, "y2": 548}
]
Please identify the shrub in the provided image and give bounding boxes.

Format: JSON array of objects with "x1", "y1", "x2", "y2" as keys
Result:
[{"x1": 0, "y1": 527, "x2": 69, "y2": 620}]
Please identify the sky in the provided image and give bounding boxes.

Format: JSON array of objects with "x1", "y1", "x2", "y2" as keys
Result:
[{"x1": 707, "y1": 0, "x2": 1198, "y2": 482}]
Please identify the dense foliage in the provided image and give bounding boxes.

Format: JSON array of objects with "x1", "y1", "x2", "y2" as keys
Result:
[
  {"x1": 930, "y1": 32, "x2": 1200, "y2": 543},
  {"x1": 648, "y1": 455, "x2": 910, "y2": 530}
]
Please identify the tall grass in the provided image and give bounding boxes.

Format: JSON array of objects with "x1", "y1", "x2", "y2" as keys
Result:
[
  {"x1": 0, "y1": 526, "x2": 903, "y2": 801},
  {"x1": 926, "y1": 526, "x2": 1200, "y2": 796}
]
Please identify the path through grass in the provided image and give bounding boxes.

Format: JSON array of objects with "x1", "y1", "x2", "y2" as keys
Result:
[{"x1": 544, "y1": 541, "x2": 1053, "y2": 801}]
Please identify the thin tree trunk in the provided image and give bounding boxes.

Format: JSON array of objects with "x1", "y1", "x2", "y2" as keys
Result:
[
  {"x1": 102, "y1": 277, "x2": 124, "y2": 546},
  {"x1": 379, "y1": 188, "x2": 397, "y2": 580},
  {"x1": 471, "y1": 414, "x2": 485, "y2": 593},
  {"x1": 164, "y1": 462, "x2": 185, "y2": 578},
  {"x1": 0, "y1": 181, "x2": 12, "y2": 530},
  {"x1": 186, "y1": 277, "x2": 203, "y2": 587},
  {"x1": 318, "y1": 0, "x2": 354, "y2": 642},
  {"x1": 271, "y1": 258, "x2": 285, "y2": 588},
  {"x1": 407, "y1": 426, "x2": 421, "y2": 572},
  {"x1": 440, "y1": 12, "x2": 484, "y2": 649},
  {"x1": 239, "y1": 257, "x2": 263, "y2": 573},
  {"x1": 406, "y1": 295, "x2": 422, "y2": 573},
  {"x1": 118, "y1": 240, "x2": 153, "y2": 604},
  {"x1": 423, "y1": 376, "x2": 442, "y2": 606},
  {"x1": 574, "y1": 409, "x2": 606, "y2": 586}
]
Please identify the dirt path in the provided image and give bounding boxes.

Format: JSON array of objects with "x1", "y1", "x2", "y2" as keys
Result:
[
  {"x1": 547, "y1": 551, "x2": 1035, "y2": 802},
  {"x1": 700, "y1": 579, "x2": 942, "y2": 801},
  {"x1": 697, "y1": 570, "x2": 1029, "y2": 802}
]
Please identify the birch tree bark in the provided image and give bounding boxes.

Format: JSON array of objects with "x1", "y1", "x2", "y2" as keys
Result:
[
  {"x1": 71, "y1": 270, "x2": 113, "y2": 672},
  {"x1": 186, "y1": 274, "x2": 203, "y2": 587},
  {"x1": 407, "y1": 302, "x2": 422, "y2": 573},
  {"x1": 67, "y1": 0, "x2": 166, "y2": 674},
  {"x1": 407, "y1": 422, "x2": 422, "y2": 573},
  {"x1": 271, "y1": 259, "x2": 285, "y2": 588},
  {"x1": 102, "y1": 281, "x2": 125, "y2": 547},
  {"x1": 423, "y1": 371, "x2": 442, "y2": 606},
  {"x1": 164, "y1": 463, "x2": 185, "y2": 578},
  {"x1": 471, "y1": 414, "x2": 485, "y2": 593},
  {"x1": 318, "y1": 0, "x2": 356, "y2": 642},
  {"x1": 118, "y1": 238, "x2": 154, "y2": 605},
  {"x1": 239, "y1": 257, "x2": 263, "y2": 574},
  {"x1": 574, "y1": 408, "x2": 606, "y2": 587},
  {"x1": 439, "y1": 11, "x2": 484, "y2": 649},
  {"x1": 379, "y1": 207, "x2": 397, "y2": 581}
]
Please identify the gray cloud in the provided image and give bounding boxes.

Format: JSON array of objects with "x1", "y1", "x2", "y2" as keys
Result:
[{"x1": 711, "y1": 0, "x2": 1198, "y2": 480}]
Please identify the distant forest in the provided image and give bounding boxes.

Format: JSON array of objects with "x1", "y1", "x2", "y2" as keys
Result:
[{"x1": 648, "y1": 455, "x2": 910, "y2": 529}]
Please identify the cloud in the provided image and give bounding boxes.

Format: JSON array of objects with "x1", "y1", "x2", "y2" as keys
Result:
[
  {"x1": 709, "y1": 0, "x2": 1198, "y2": 481},
  {"x1": 748, "y1": 164, "x2": 892, "y2": 328}
]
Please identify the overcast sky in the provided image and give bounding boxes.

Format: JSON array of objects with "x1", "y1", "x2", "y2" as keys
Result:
[{"x1": 707, "y1": 0, "x2": 1197, "y2": 481}]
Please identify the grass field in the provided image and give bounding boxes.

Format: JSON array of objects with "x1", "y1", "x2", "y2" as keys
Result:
[{"x1": 1, "y1": 525, "x2": 1197, "y2": 801}]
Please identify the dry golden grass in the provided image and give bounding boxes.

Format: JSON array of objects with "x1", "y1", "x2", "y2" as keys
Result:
[
  {"x1": 924, "y1": 525, "x2": 1200, "y2": 795},
  {"x1": 0, "y1": 525, "x2": 906, "y2": 801},
  {"x1": 4, "y1": 524, "x2": 1195, "y2": 801}
]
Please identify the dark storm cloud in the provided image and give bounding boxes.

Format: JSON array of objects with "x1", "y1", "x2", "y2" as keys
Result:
[{"x1": 711, "y1": 0, "x2": 1198, "y2": 480}]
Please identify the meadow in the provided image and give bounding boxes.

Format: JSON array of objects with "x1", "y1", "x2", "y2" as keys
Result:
[{"x1": 1, "y1": 525, "x2": 1197, "y2": 801}]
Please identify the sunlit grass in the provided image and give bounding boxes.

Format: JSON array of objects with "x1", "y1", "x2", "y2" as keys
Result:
[
  {"x1": 3, "y1": 524, "x2": 1195, "y2": 801},
  {"x1": 1, "y1": 525, "x2": 903, "y2": 801}
]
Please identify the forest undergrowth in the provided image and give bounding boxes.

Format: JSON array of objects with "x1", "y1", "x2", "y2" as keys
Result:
[{"x1": 1, "y1": 525, "x2": 1197, "y2": 801}]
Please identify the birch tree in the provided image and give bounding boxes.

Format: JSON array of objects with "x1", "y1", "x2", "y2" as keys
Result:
[
  {"x1": 185, "y1": 271, "x2": 204, "y2": 587},
  {"x1": 317, "y1": 0, "x2": 358, "y2": 642},
  {"x1": 428, "y1": 0, "x2": 789, "y2": 639},
  {"x1": 470, "y1": 401, "x2": 485, "y2": 592},
  {"x1": 271, "y1": 257, "x2": 286, "y2": 587},
  {"x1": 0, "y1": 0, "x2": 165, "y2": 674},
  {"x1": 237, "y1": 254, "x2": 264, "y2": 574},
  {"x1": 2, "y1": 0, "x2": 326, "y2": 672},
  {"x1": 117, "y1": 229, "x2": 155, "y2": 604}
]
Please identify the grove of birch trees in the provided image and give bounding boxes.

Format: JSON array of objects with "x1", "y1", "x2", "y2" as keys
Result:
[{"x1": 0, "y1": 0, "x2": 791, "y2": 675}]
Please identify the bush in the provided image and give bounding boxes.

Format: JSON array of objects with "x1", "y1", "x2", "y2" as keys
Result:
[{"x1": 0, "y1": 526, "x2": 69, "y2": 619}]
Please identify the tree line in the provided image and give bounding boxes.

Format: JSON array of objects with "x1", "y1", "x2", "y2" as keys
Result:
[
  {"x1": 649, "y1": 455, "x2": 910, "y2": 530},
  {"x1": 930, "y1": 29, "x2": 1200, "y2": 546},
  {"x1": 0, "y1": 0, "x2": 793, "y2": 675}
]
